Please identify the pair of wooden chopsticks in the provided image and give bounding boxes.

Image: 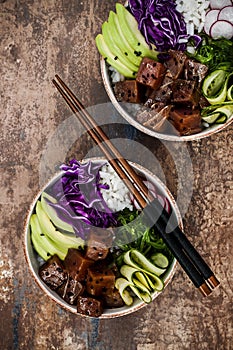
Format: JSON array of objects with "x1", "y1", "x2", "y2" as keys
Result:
[{"x1": 52, "y1": 74, "x2": 220, "y2": 296}]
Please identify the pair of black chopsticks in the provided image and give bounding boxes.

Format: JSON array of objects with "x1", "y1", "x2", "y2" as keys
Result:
[{"x1": 52, "y1": 74, "x2": 220, "y2": 296}]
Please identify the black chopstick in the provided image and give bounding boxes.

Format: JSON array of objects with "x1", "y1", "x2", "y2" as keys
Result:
[
  {"x1": 144, "y1": 199, "x2": 219, "y2": 292},
  {"x1": 52, "y1": 75, "x2": 220, "y2": 296}
]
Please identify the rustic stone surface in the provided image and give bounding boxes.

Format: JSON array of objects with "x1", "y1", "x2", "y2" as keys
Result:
[{"x1": 0, "y1": 0, "x2": 232, "y2": 349}]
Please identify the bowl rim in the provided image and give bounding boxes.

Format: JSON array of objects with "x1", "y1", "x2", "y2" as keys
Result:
[
  {"x1": 24, "y1": 157, "x2": 182, "y2": 319},
  {"x1": 100, "y1": 58, "x2": 233, "y2": 142}
]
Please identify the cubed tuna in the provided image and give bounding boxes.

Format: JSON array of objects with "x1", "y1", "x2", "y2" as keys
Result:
[
  {"x1": 172, "y1": 79, "x2": 200, "y2": 108},
  {"x1": 104, "y1": 288, "x2": 124, "y2": 308},
  {"x1": 114, "y1": 80, "x2": 144, "y2": 103},
  {"x1": 64, "y1": 249, "x2": 94, "y2": 281},
  {"x1": 57, "y1": 275, "x2": 84, "y2": 305},
  {"x1": 85, "y1": 228, "x2": 113, "y2": 261},
  {"x1": 39, "y1": 255, "x2": 67, "y2": 290},
  {"x1": 136, "y1": 57, "x2": 166, "y2": 90},
  {"x1": 86, "y1": 267, "x2": 115, "y2": 296},
  {"x1": 165, "y1": 50, "x2": 187, "y2": 79},
  {"x1": 145, "y1": 76, "x2": 173, "y2": 107},
  {"x1": 184, "y1": 59, "x2": 208, "y2": 85},
  {"x1": 169, "y1": 107, "x2": 202, "y2": 136},
  {"x1": 77, "y1": 296, "x2": 103, "y2": 317}
]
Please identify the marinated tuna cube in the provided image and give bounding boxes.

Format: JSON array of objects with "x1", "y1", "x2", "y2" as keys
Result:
[
  {"x1": 143, "y1": 105, "x2": 172, "y2": 132},
  {"x1": 77, "y1": 296, "x2": 103, "y2": 317},
  {"x1": 57, "y1": 276, "x2": 84, "y2": 305},
  {"x1": 64, "y1": 249, "x2": 94, "y2": 281},
  {"x1": 165, "y1": 50, "x2": 187, "y2": 79},
  {"x1": 137, "y1": 103, "x2": 166, "y2": 124},
  {"x1": 85, "y1": 228, "x2": 113, "y2": 261},
  {"x1": 199, "y1": 95, "x2": 210, "y2": 109},
  {"x1": 184, "y1": 59, "x2": 208, "y2": 85},
  {"x1": 39, "y1": 255, "x2": 67, "y2": 290},
  {"x1": 172, "y1": 79, "x2": 200, "y2": 107},
  {"x1": 136, "y1": 57, "x2": 166, "y2": 90},
  {"x1": 170, "y1": 107, "x2": 202, "y2": 136},
  {"x1": 114, "y1": 80, "x2": 143, "y2": 103},
  {"x1": 104, "y1": 288, "x2": 124, "y2": 308},
  {"x1": 86, "y1": 267, "x2": 115, "y2": 296},
  {"x1": 145, "y1": 76, "x2": 173, "y2": 106}
]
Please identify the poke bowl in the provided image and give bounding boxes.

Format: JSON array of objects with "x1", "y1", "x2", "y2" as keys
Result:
[
  {"x1": 24, "y1": 158, "x2": 183, "y2": 318},
  {"x1": 96, "y1": 1, "x2": 233, "y2": 141}
]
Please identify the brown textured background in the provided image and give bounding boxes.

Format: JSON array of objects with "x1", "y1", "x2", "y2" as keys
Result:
[{"x1": 0, "y1": 0, "x2": 232, "y2": 349}]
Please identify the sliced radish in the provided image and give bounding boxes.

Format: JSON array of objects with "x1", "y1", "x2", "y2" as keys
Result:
[
  {"x1": 142, "y1": 180, "x2": 157, "y2": 193},
  {"x1": 210, "y1": 19, "x2": 233, "y2": 39},
  {"x1": 218, "y1": 5, "x2": 233, "y2": 24},
  {"x1": 204, "y1": 9, "x2": 220, "y2": 35},
  {"x1": 210, "y1": 0, "x2": 232, "y2": 10}
]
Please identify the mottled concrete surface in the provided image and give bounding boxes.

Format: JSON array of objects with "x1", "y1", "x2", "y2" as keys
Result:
[{"x1": 0, "y1": 1, "x2": 232, "y2": 349}]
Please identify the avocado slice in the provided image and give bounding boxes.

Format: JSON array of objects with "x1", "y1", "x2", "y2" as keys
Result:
[
  {"x1": 108, "y1": 11, "x2": 142, "y2": 67},
  {"x1": 115, "y1": 3, "x2": 159, "y2": 61},
  {"x1": 30, "y1": 215, "x2": 50, "y2": 261},
  {"x1": 30, "y1": 214, "x2": 67, "y2": 260},
  {"x1": 96, "y1": 34, "x2": 136, "y2": 78},
  {"x1": 41, "y1": 192, "x2": 75, "y2": 234},
  {"x1": 35, "y1": 201, "x2": 84, "y2": 250},
  {"x1": 102, "y1": 21, "x2": 138, "y2": 73}
]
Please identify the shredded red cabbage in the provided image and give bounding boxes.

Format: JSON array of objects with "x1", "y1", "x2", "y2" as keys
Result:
[
  {"x1": 47, "y1": 160, "x2": 117, "y2": 239},
  {"x1": 128, "y1": 0, "x2": 190, "y2": 52}
]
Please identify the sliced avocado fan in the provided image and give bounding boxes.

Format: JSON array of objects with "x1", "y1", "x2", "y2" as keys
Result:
[{"x1": 95, "y1": 3, "x2": 159, "y2": 78}]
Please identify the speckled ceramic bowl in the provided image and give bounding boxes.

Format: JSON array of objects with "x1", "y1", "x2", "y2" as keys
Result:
[
  {"x1": 101, "y1": 58, "x2": 233, "y2": 142},
  {"x1": 24, "y1": 158, "x2": 182, "y2": 318}
]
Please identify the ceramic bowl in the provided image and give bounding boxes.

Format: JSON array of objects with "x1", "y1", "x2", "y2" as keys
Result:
[
  {"x1": 101, "y1": 58, "x2": 233, "y2": 142},
  {"x1": 24, "y1": 158, "x2": 182, "y2": 318}
]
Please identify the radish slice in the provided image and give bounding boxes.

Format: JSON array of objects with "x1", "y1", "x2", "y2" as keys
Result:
[
  {"x1": 210, "y1": 20, "x2": 233, "y2": 39},
  {"x1": 204, "y1": 9, "x2": 220, "y2": 35},
  {"x1": 210, "y1": 0, "x2": 232, "y2": 9},
  {"x1": 218, "y1": 5, "x2": 233, "y2": 24}
]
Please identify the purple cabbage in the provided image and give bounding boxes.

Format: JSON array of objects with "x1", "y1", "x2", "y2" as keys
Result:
[
  {"x1": 47, "y1": 159, "x2": 117, "y2": 239},
  {"x1": 128, "y1": 0, "x2": 190, "y2": 52}
]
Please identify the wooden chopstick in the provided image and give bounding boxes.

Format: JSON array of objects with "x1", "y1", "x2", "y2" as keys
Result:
[{"x1": 52, "y1": 75, "x2": 220, "y2": 296}]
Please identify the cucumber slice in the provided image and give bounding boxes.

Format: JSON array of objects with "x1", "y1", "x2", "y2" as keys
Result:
[
  {"x1": 115, "y1": 278, "x2": 134, "y2": 306},
  {"x1": 227, "y1": 84, "x2": 233, "y2": 100},
  {"x1": 202, "y1": 71, "x2": 233, "y2": 105},
  {"x1": 132, "y1": 278, "x2": 151, "y2": 294},
  {"x1": 144, "y1": 273, "x2": 164, "y2": 292},
  {"x1": 150, "y1": 253, "x2": 169, "y2": 268},
  {"x1": 202, "y1": 113, "x2": 220, "y2": 124},
  {"x1": 120, "y1": 265, "x2": 138, "y2": 283},
  {"x1": 202, "y1": 70, "x2": 227, "y2": 97},
  {"x1": 202, "y1": 104, "x2": 233, "y2": 124},
  {"x1": 215, "y1": 115, "x2": 227, "y2": 124},
  {"x1": 124, "y1": 249, "x2": 166, "y2": 276},
  {"x1": 135, "y1": 271, "x2": 152, "y2": 290},
  {"x1": 130, "y1": 284, "x2": 152, "y2": 304}
]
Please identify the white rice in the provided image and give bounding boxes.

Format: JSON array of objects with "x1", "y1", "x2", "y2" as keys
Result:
[
  {"x1": 99, "y1": 164, "x2": 133, "y2": 212},
  {"x1": 109, "y1": 66, "x2": 125, "y2": 84},
  {"x1": 175, "y1": 0, "x2": 210, "y2": 34}
]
